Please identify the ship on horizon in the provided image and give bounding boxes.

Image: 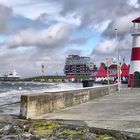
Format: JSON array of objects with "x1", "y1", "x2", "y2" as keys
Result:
[{"x1": 0, "y1": 69, "x2": 21, "y2": 81}]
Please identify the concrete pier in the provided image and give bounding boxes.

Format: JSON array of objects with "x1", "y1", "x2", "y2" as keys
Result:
[
  {"x1": 20, "y1": 84, "x2": 118, "y2": 119},
  {"x1": 37, "y1": 87, "x2": 140, "y2": 133}
]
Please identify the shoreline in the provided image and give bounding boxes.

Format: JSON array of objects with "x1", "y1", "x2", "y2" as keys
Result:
[
  {"x1": 0, "y1": 82, "x2": 106, "y2": 116},
  {"x1": 0, "y1": 114, "x2": 140, "y2": 140}
]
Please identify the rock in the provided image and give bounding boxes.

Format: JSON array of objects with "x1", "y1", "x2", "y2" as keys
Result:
[
  {"x1": 0, "y1": 124, "x2": 24, "y2": 137},
  {"x1": 22, "y1": 132, "x2": 32, "y2": 137},
  {"x1": 0, "y1": 135, "x2": 18, "y2": 140},
  {"x1": 41, "y1": 138, "x2": 49, "y2": 140},
  {"x1": 12, "y1": 126, "x2": 23, "y2": 135},
  {"x1": 0, "y1": 124, "x2": 12, "y2": 135},
  {"x1": 30, "y1": 135, "x2": 41, "y2": 140}
]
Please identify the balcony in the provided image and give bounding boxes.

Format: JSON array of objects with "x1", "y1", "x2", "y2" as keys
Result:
[{"x1": 131, "y1": 27, "x2": 140, "y2": 35}]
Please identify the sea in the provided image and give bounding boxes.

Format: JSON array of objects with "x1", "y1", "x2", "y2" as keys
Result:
[{"x1": 0, "y1": 81, "x2": 103, "y2": 116}]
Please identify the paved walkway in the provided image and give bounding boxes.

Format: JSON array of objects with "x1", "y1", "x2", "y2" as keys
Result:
[{"x1": 38, "y1": 87, "x2": 140, "y2": 133}]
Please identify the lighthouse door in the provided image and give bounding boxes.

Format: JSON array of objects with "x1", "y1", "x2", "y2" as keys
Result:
[{"x1": 134, "y1": 71, "x2": 140, "y2": 87}]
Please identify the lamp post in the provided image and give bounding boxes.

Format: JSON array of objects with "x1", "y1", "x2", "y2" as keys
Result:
[
  {"x1": 106, "y1": 58, "x2": 110, "y2": 94},
  {"x1": 115, "y1": 29, "x2": 120, "y2": 91}
]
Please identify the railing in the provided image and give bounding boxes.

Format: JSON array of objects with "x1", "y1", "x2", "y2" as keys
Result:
[{"x1": 131, "y1": 27, "x2": 140, "y2": 34}]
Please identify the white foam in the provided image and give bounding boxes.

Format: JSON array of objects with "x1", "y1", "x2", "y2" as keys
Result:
[
  {"x1": 0, "y1": 90, "x2": 28, "y2": 97},
  {"x1": 0, "y1": 82, "x2": 105, "y2": 114}
]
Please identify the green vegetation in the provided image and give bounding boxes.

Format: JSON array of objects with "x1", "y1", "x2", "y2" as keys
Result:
[
  {"x1": 23, "y1": 75, "x2": 66, "y2": 81},
  {"x1": 96, "y1": 134, "x2": 113, "y2": 140},
  {"x1": 23, "y1": 75, "x2": 90, "y2": 82},
  {"x1": 31, "y1": 121, "x2": 60, "y2": 137},
  {"x1": 75, "y1": 75, "x2": 89, "y2": 80},
  {"x1": 60, "y1": 129, "x2": 76, "y2": 135},
  {"x1": 60, "y1": 129, "x2": 85, "y2": 140},
  {"x1": 28, "y1": 121, "x2": 85, "y2": 139},
  {"x1": 33, "y1": 121, "x2": 60, "y2": 130},
  {"x1": 20, "y1": 120, "x2": 129, "y2": 139}
]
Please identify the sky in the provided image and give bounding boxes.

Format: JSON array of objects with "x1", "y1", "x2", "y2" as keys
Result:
[{"x1": 0, "y1": 0, "x2": 139, "y2": 77}]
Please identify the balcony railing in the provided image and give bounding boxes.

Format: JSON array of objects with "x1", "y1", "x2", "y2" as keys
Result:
[{"x1": 131, "y1": 27, "x2": 140, "y2": 35}]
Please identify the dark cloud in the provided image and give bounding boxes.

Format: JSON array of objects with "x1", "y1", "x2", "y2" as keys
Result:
[
  {"x1": 0, "y1": 4, "x2": 13, "y2": 33},
  {"x1": 6, "y1": 23, "x2": 70, "y2": 49},
  {"x1": 102, "y1": 12, "x2": 140, "y2": 39},
  {"x1": 32, "y1": 13, "x2": 52, "y2": 28},
  {"x1": 61, "y1": 0, "x2": 137, "y2": 28}
]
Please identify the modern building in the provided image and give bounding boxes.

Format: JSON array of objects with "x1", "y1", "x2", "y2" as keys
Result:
[{"x1": 64, "y1": 55, "x2": 95, "y2": 76}]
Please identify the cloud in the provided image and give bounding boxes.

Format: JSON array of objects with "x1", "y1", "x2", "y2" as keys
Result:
[
  {"x1": 0, "y1": 0, "x2": 62, "y2": 19},
  {"x1": 92, "y1": 39, "x2": 116, "y2": 56},
  {"x1": 127, "y1": 0, "x2": 139, "y2": 8},
  {"x1": 1, "y1": 22, "x2": 71, "y2": 76},
  {"x1": 102, "y1": 12, "x2": 140, "y2": 39},
  {"x1": 91, "y1": 35, "x2": 132, "y2": 65},
  {"x1": 0, "y1": 0, "x2": 140, "y2": 76},
  {"x1": 65, "y1": 48, "x2": 83, "y2": 56},
  {"x1": 0, "y1": 46, "x2": 33, "y2": 75},
  {"x1": 61, "y1": 0, "x2": 138, "y2": 29},
  {"x1": 83, "y1": 1, "x2": 140, "y2": 65},
  {"x1": 68, "y1": 37, "x2": 88, "y2": 45},
  {"x1": 92, "y1": 36, "x2": 132, "y2": 55},
  {"x1": 6, "y1": 23, "x2": 70, "y2": 49},
  {"x1": 0, "y1": 44, "x2": 67, "y2": 76}
]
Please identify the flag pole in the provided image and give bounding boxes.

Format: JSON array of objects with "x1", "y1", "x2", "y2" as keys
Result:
[{"x1": 41, "y1": 64, "x2": 45, "y2": 81}]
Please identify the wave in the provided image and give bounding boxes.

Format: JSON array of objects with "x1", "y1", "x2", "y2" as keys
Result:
[
  {"x1": 0, "y1": 89, "x2": 28, "y2": 97},
  {"x1": 0, "y1": 82, "x2": 105, "y2": 115},
  {"x1": 0, "y1": 82, "x2": 82, "y2": 106}
]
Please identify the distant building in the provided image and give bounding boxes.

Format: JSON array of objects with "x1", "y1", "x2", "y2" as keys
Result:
[
  {"x1": 108, "y1": 63, "x2": 129, "y2": 82},
  {"x1": 106, "y1": 57, "x2": 114, "y2": 66},
  {"x1": 64, "y1": 55, "x2": 95, "y2": 76},
  {"x1": 108, "y1": 64, "x2": 117, "y2": 77}
]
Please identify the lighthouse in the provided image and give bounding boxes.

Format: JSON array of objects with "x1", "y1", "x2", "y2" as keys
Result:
[{"x1": 128, "y1": 17, "x2": 140, "y2": 87}]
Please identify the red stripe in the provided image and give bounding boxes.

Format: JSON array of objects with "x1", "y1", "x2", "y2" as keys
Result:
[{"x1": 131, "y1": 47, "x2": 140, "y2": 60}]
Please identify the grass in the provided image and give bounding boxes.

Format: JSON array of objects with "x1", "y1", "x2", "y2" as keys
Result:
[
  {"x1": 59, "y1": 129, "x2": 85, "y2": 140},
  {"x1": 96, "y1": 134, "x2": 113, "y2": 140},
  {"x1": 32, "y1": 121, "x2": 60, "y2": 137},
  {"x1": 21, "y1": 120, "x2": 125, "y2": 139}
]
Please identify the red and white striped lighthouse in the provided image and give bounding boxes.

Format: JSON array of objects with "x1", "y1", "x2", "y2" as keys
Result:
[{"x1": 128, "y1": 17, "x2": 140, "y2": 87}]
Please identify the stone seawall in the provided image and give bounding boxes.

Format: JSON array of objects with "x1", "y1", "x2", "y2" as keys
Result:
[{"x1": 20, "y1": 84, "x2": 118, "y2": 119}]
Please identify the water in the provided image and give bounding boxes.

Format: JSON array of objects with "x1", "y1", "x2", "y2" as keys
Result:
[{"x1": 0, "y1": 81, "x2": 102, "y2": 115}]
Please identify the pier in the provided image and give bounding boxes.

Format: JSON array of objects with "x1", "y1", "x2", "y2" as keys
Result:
[
  {"x1": 20, "y1": 85, "x2": 140, "y2": 133},
  {"x1": 19, "y1": 85, "x2": 140, "y2": 133},
  {"x1": 20, "y1": 85, "x2": 118, "y2": 119},
  {"x1": 38, "y1": 87, "x2": 140, "y2": 133}
]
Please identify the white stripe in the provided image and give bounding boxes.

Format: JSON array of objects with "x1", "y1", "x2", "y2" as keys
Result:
[
  {"x1": 129, "y1": 60, "x2": 140, "y2": 74},
  {"x1": 133, "y1": 35, "x2": 140, "y2": 47}
]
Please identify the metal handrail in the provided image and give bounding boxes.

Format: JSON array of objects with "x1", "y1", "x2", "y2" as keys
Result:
[{"x1": 131, "y1": 27, "x2": 140, "y2": 34}]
